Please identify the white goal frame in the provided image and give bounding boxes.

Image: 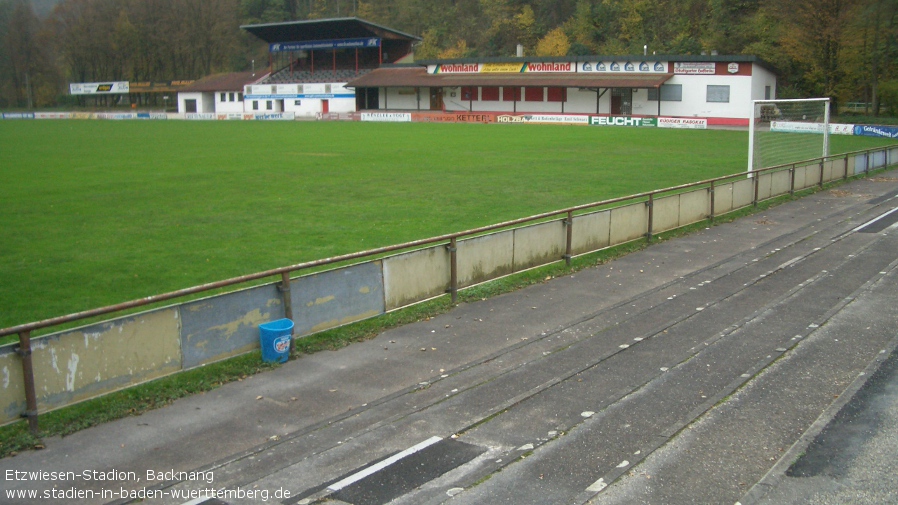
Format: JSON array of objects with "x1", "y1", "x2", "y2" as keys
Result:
[{"x1": 748, "y1": 98, "x2": 831, "y2": 174}]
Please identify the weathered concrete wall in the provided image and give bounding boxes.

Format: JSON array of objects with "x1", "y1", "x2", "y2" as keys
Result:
[
  {"x1": 383, "y1": 245, "x2": 450, "y2": 310},
  {"x1": 732, "y1": 178, "x2": 755, "y2": 209},
  {"x1": 458, "y1": 231, "x2": 514, "y2": 288},
  {"x1": 571, "y1": 210, "x2": 611, "y2": 255},
  {"x1": 679, "y1": 189, "x2": 709, "y2": 226},
  {"x1": 822, "y1": 160, "x2": 835, "y2": 182},
  {"x1": 181, "y1": 284, "x2": 282, "y2": 369},
  {"x1": 714, "y1": 182, "x2": 735, "y2": 215},
  {"x1": 793, "y1": 164, "x2": 810, "y2": 190},
  {"x1": 851, "y1": 155, "x2": 864, "y2": 175},
  {"x1": 771, "y1": 170, "x2": 791, "y2": 197},
  {"x1": 610, "y1": 203, "x2": 648, "y2": 244},
  {"x1": 291, "y1": 262, "x2": 385, "y2": 336},
  {"x1": 1, "y1": 309, "x2": 180, "y2": 423},
  {"x1": 756, "y1": 172, "x2": 773, "y2": 201},
  {"x1": 513, "y1": 221, "x2": 566, "y2": 271},
  {"x1": 653, "y1": 195, "x2": 680, "y2": 234},
  {"x1": 803, "y1": 162, "x2": 821, "y2": 189}
]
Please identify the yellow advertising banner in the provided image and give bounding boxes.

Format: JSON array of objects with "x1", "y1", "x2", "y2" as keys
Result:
[{"x1": 481, "y1": 63, "x2": 525, "y2": 73}]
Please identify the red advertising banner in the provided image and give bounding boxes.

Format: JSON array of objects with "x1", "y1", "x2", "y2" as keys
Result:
[{"x1": 411, "y1": 112, "x2": 496, "y2": 123}]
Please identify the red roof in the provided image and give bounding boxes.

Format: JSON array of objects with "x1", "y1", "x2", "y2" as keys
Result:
[{"x1": 180, "y1": 72, "x2": 264, "y2": 92}]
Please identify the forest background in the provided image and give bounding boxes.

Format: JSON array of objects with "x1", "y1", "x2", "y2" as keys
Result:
[{"x1": 0, "y1": 0, "x2": 896, "y2": 115}]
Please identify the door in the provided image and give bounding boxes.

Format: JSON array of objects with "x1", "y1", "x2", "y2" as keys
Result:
[
  {"x1": 611, "y1": 88, "x2": 632, "y2": 115},
  {"x1": 322, "y1": 99, "x2": 329, "y2": 114},
  {"x1": 430, "y1": 88, "x2": 444, "y2": 110}
]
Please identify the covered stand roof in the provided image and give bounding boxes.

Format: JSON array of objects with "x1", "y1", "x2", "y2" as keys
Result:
[
  {"x1": 346, "y1": 67, "x2": 674, "y2": 89},
  {"x1": 180, "y1": 72, "x2": 263, "y2": 93},
  {"x1": 241, "y1": 17, "x2": 420, "y2": 43}
]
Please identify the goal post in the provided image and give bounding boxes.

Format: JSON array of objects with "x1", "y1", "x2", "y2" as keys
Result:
[{"x1": 748, "y1": 98, "x2": 831, "y2": 174}]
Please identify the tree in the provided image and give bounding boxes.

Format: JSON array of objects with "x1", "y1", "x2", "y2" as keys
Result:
[
  {"x1": 772, "y1": 0, "x2": 852, "y2": 108},
  {"x1": 2, "y1": 0, "x2": 54, "y2": 107},
  {"x1": 535, "y1": 27, "x2": 571, "y2": 56}
]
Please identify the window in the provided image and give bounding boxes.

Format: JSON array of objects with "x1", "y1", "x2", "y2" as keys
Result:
[
  {"x1": 185, "y1": 99, "x2": 197, "y2": 113},
  {"x1": 765, "y1": 86, "x2": 771, "y2": 100},
  {"x1": 707, "y1": 85, "x2": 730, "y2": 103},
  {"x1": 252, "y1": 101, "x2": 259, "y2": 110},
  {"x1": 547, "y1": 87, "x2": 566, "y2": 102},
  {"x1": 524, "y1": 87, "x2": 544, "y2": 101},
  {"x1": 481, "y1": 87, "x2": 500, "y2": 101},
  {"x1": 238, "y1": 93, "x2": 243, "y2": 101},
  {"x1": 266, "y1": 100, "x2": 273, "y2": 110},
  {"x1": 461, "y1": 86, "x2": 476, "y2": 101},
  {"x1": 502, "y1": 87, "x2": 521, "y2": 101},
  {"x1": 220, "y1": 93, "x2": 226, "y2": 102},
  {"x1": 229, "y1": 92, "x2": 235, "y2": 102},
  {"x1": 648, "y1": 84, "x2": 682, "y2": 102}
]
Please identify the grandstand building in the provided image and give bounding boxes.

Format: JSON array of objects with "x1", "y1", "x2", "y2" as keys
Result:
[
  {"x1": 238, "y1": 18, "x2": 418, "y2": 118},
  {"x1": 178, "y1": 17, "x2": 776, "y2": 125},
  {"x1": 348, "y1": 55, "x2": 777, "y2": 126}
]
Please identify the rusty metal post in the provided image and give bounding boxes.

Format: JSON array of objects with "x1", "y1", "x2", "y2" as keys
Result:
[
  {"x1": 790, "y1": 165, "x2": 796, "y2": 196},
  {"x1": 646, "y1": 193, "x2": 654, "y2": 243},
  {"x1": 279, "y1": 272, "x2": 295, "y2": 355},
  {"x1": 563, "y1": 211, "x2": 573, "y2": 266},
  {"x1": 447, "y1": 238, "x2": 458, "y2": 304},
  {"x1": 17, "y1": 330, "x2": 39, "y2": 434},
  {"x1": 819, "y1": 161, "x2": 825, "y2": 189},
  {"x1": 844, "y1": 155, "x2": 849, "y2": 180},
  {"x1": 708, "y1": 181, "x2": 716, "y2": 222},
  {"x1": 753, "y1": 172, "x2": 760, "y2": 207}
]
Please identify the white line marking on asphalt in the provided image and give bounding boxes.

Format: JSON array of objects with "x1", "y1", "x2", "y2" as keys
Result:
[
  {"x1": 326, "y1": 436, "x2": 442, "y2": 492},
  {"x1": 851, "y1": 206, "x2": 898, "y2": 232},
  {"x1": 586, "y1": 477, "x2": 607, "y2": 492}
]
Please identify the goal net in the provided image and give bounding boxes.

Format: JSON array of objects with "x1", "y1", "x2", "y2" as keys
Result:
[{"x1": 748, "y1": 98, "x2": 830, "y2": 173}]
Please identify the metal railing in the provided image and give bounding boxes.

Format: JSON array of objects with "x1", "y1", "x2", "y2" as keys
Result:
[{"x1": 1, "y1": 145, "x2": 893, "y2": 433}]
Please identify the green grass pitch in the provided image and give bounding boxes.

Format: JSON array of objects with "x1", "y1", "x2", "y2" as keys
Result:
[{"x1": 0, "y1": 120, "x2": 893, "y2": 331}]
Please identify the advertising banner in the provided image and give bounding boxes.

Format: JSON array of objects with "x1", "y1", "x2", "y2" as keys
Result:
[
  {"x1": 673, "y1": 62, "x2": 715, "y2": 75},
  {"x1": 270, "y1": 38, "x2": 380, "y2": 52},
  {"x1": 432, "y1": 63, "x2": 482, "y2": 74},
  {"x1": 497, "y1": 114, "x2": 589, "y2": 125},
  {"x1": 252, "y1": 112, "x2": 295, "y2": 120},
  {"x1": 589, "y1": 116, "x2": 657, "y2": 127},
  {"x1": 829, "y1": 123, "x2": 855, "y2": 135},
  {"x1": 579, "y1": 61, "x2": 667, "y2": 73},
  {"x1": 96, "y1": 112, "x2": 138, "y2": 120},
  {"x1": 69, "y1": 82, "x2": 130, "y2": 95},
  {"x1": 771, "y1": 121, "x2": 826, "y2": 134},
  {"x1": 1, "y1": 112, "x2": 35, "y2": 119},
  {"x1": 854, "y1": 125, "x2": 898, "y2": 139},
  {"x1": 482, "y1": 63, "x2": 525, "y2": 73},
  {"x1": 34, "y1": 112, "x2": 72, "y2": 119},
  {"x1": 217, "y1": 113, "x2": 246, "y2": 120},
  {"x1": 523, "y1": 62, "x2": 574, "y2": 73},
  {"x1": 135, "y1": 112, "x2": 168, "y2": 120},
  {"x1": 361, "y1": 112, "x2": 412, "y2": 122},
  {"x1": 412, "y1": 112, "x2": 495, "y2": 123},
  {"x1": 657, "y1": 117, "x2": 707, "y2": 129},
  {"x1": 186, "y1": 113, "x2": 217, "y2": 120}
]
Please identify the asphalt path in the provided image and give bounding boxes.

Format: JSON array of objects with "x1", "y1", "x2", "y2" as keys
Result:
[{"x1": 2, "y1": 170, "x2": 897, "y2": 505}]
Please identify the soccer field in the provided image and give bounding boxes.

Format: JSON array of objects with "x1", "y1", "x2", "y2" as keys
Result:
[{"x1": 0, "y1": 120, "x2": 892, "y2": 330}]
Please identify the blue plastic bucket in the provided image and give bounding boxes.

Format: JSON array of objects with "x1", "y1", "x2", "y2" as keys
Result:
[{"x1": 259, "y1": 318, "x2": 294, "y2": 363}]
